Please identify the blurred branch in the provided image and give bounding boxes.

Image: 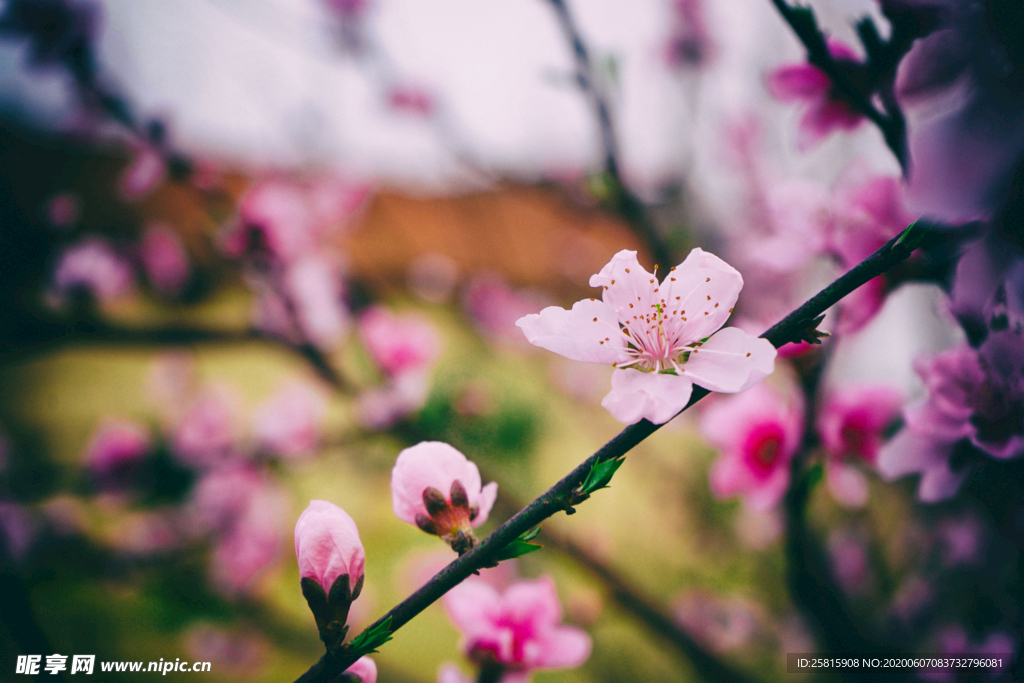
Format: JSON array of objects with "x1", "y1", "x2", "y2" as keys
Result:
[
  {"x1": 0, "y1": 315, "x2": 350, "y2": 391},
  {"x1": 767, "y1": 0, "x2": 908, "y2": 170},
  {"x1": 544, "y1": 0, "x2": 674, "y2": 268},
  {"x1": 538, "y1": 521, "x2": 761, "y2": 683},
  {"x1": 291, "y1": 224, "x2": 942, "y2": 683}
]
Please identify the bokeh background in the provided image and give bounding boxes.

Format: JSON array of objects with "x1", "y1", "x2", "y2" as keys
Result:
[{"x1": 1, "y1": 1, "x2": 1018, "y2": 682}]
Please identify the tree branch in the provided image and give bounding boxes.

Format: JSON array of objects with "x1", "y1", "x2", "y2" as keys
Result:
[{"x1": 291, "y1": 224, "x2": 937, "y2": 683}]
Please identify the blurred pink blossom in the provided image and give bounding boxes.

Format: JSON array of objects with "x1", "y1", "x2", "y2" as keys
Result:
[
  {"x1": 517, "y1": 249, "x2": 776, "y2": 425},
  {"x1": 189, "y1": 467, "x2": 267, "y2": 535},
  {"x1": 253, "y1": 383, "x2": 326, "y2": 459},
  {"x1": 443, "y1": 576, "x2": 591, "y2": 677},
  {"x1": 83, "y1": 419, "x2": 150, "y2": 490},
  {"x1": 52, "y1": 238, "x2": 134, "y2": 303},
  {"x1": 140, "y1": 224, "x2": 189, "y2": 294},
  {"x1": 896, "y1": 1, "x2": 1024, "y2": 222},
  {"x1": 343, "y1": 657, "x2": 377, "y2": 683},
  {"x1": 359, "y1": 307, "x2": 440, "y2": 378},
  {"x1": 44, "y1": 192, "x2": 79, "y2": 228},
  {"x1": 184, "y1": 624, "x2": 268, "y2": 679},
  {"x1": 463, "y1": 275, "x2": 550, "y2": 348},
  {"x1": 935, "y1": 514, "x2": 984, "y2": 567},
  {"x1": 0, "y1": 502, "x2": 36, "y2": 562},
  {"x1": 665, "y1": 0, "x2": 713, "y2": 68},
  {"x1": 878, "y1": 329, "x2": 1024, "y2": 502},
  {"x1": 702, "y1": 382, "x2": 805, "y2": 511},
  {"x1": 437, "y1": 664, "x2": 473, "y2": 683},
  {"x1": 222, "y1": 178, "x2": 368, "y2": 264},
  {"x1": 212, "y1": 498, "x2": 283, "y2": 596},
  {"x1": 920, "y1": 626, "x2": 1015, "y2": 682},
  {"x1": 767, "y1": 40, "x2": 865, "y2": 149},
  {"x1": 282, "y1": 255, "x2": 351, "y2": 350},
  {"x1": 294, "y1": 500, "x2": 365, "y2": 596},
  {"x1": 171, "y1": 387, "x2": 239, "y2": 471},
  {"x1": 827, "y1": 529, "x2": 871, "y2": 595},
  {"x1": 119, "y1": 144, "x2": 166, "y2": 199},
  {"x1": 387, "y1": 86, "x2": 435, "y2": 116},
  {"x1": 357, "y1": 371, "x2": 431, "y2": 429},
  {"x1": 816, "y1": 385, "x2": 903, "y2": 508},
  {"x1": 109, "y1": 510, "x2": 180, "y2": 557},
  {"x1": 674, "y1": 591, "x2": 761, "y2": 653},
  {"x1": 391, "y1": 442, "x2": 497, "y2": 543}
]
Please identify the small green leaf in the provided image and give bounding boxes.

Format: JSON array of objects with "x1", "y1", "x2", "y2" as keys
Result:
[
  {"x1": 348, "y1": 617, "x2": 393, "y2": 655},
  {"x1": 895, "y1": 221, "x2": 924, "y2": 250},
  {"x1": 580, "y1": 456, "x2": 626, "y2": 495},
  {"x1": 803, "y1": 462, "x2": 824, "y2": 492},
  {"x1": 492, "y1": 527, "x2": 543, "y2": 563}
]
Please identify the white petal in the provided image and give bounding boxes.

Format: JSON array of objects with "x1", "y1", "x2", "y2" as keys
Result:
[
  {"x1": 601, "y1": 369, "x2": 694, "y2": 424},
  {"x1": 516, "y1": 299, "x2": 626, "y2": 364},
  {"x1": 682, "y1": 327, "x2": 777, "y2": 393}
]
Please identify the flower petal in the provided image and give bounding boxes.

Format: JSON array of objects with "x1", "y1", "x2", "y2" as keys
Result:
[
  {"x1": 682, "y1": 327, "x2": 776, "y2": 393},
  {"x1": 601, "y1": 369, "x2": 694, "y2": 425},
  {"x1": 827, "y1": 462, "x2": 870, "y2": 508},
  {"x1": 516, "y1": 299, "x2": 626, "y2": 364},
  {"x1": 534, "y1": 626, "x2": 592, "y2": 669},
  {"x1": 767, "y1": 64, "x2": 829, "y2": 100},
  {"x1": 662, "y1": 248, "x2": 744, "y2": 341},
  {"x1": 472, "y1": 481, "x2": 499, "y2": 528}
]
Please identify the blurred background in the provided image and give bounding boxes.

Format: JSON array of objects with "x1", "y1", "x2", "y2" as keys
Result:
[{"x1": 0, "y1": 0, "x2": 1015, "y2": 682}]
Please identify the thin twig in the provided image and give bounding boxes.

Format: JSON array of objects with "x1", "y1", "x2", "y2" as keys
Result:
[
  {"x1": 291, "y1": 225, "x2": 935, "y2": 683},
  {"x1": 767, "y1": 0, "x2": 908, "y2": 170},
  {"x1": 544, "y1": 0, "x2": 674, "y2": 268}
]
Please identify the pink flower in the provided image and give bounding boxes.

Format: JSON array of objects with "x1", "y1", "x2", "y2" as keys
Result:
[
  {"x1": 674, "y1": 591, "x2": 760, "y2": 653},
  {"x1": 253, "y1": 383, "x2": 326, "y2": 458},
  {"x1": 120, "y1": 144, "x2": 166, "y2": 199},
  {"x1": 343, "y1": 657, "x2": 377, "y2": 683},
  {"x1": 359, "y1": 307, "x2": 440, "y2": 377},
  {"x1": 878, "y1": 329, "x2": 1024, "y2": 502},
  {"x1": 437, "y1": 664, "x2": 473, "y2": 683},
  {"x1": 52, "y1": 238, "x2": 134, "y2": 303},
  {"x1": 391, "y1": 442, "x2": 497, "y2": 552},
  {"x1": 702, "y1": 382, "x2": 805, "y2": 511},
  {"x1": 171, "y1": 387, "x2": 239, "y2": 470},
  {"x1": 816, "y1": 385, "x2": 903, "y2": 507},
  {"x1": 82, "y1": 419, "x2": 150, "y2": 490},
  {"x1": 443, "y1": 576, "x2": 591, "y2": 676},
  {"x1": 45, "y1": 192, "x2": 79, "y2": 228},
  {"x1": 140, "y1": 224, "x2": 189, "y2": 294},
  {"x1": 767, "y1": 40, "x2": 866, "y2": 150},
  {"x1": 190, "y1": 467, "x2": 266, "y2": 534},
  {"x1": 827, "y1": 529, "x2": 871, "y2": 595},
  {"x1": 294, "y1": 500, "x2": 365, "y2": 596},
  {"x1": 517, "y1": 249, "x2": 776, "y2": 425}
]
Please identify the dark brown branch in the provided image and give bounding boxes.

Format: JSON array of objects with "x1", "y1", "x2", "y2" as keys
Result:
[
  {"x1": 544, "y1": 0, "x2": 673, "y2": 268},
  {"x1": 291, "y1": 225, "x2": 935, "y2": 683}
]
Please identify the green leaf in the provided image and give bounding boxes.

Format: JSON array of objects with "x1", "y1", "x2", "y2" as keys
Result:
[
  {"x1": 492, "y1": 527, "x2": 543, "y2": 563},
  {"x1": 348, "y1": 617, "x2": 393, "y2": 655},
  {"x1": 580, "y1": 456, "x2": 626, "y2": 495},
  {"x1": 803, "y1": 462, "x2": 824, "y2": 492},
  {"x1": 895, "y1": 221, "x2": 924, "y2": 250}
]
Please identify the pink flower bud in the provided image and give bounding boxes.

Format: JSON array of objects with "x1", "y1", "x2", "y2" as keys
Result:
[
  {"x1": 343, "y1": 657, "x2": 377, "y2": 683},
  {"x1": 52, "y1": 238, "x2": 134, "y2": 303},
  {"x1": 294, "y1": 500, "x2": 365, "y2": 596},
  {"x1": 391, "y1": 442, "x2": 497, "y2": 550},
  {"x1": 443, "y1": 576, "x2": 591, "y2": 675}
]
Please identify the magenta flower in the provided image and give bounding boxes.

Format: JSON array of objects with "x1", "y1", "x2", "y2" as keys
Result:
[
  {"x1": 517, "y1": 249, "x2": 776, "y2": 425},
  {"x1": 359, "y1": 307, "x2": 440, "y2": 378},
  {"x1": 253, "y1": 383, "x2": 326, "y2": 459},
  {"x1": 816, "y1": 385, "x2": 903, "y2": 507},
  {"x1": 443, "y1": 576, "x2": 591, "y2": 677},
  {"x1": 767, "y1": 40, "x2": 865, "y2": 150},
  {"x1": 294, "y1": 500, "x2": 365, "y2": 597},
  {"x1": 701, "y1": 382, "x2": 805, "y2": 511},
  {"x1": 140, "y1": 224, "x2": 190, "y2": 295},
  {"x1": 82, "y1": 419, "x2": 150, "y2": 490},
  {"x1": 878, "y1": 330, "x2": 1024, "y2": 501},
  {"x1": 391, "y1": 442, "x2": 497, "y2": 552},
  {"x1": 342, "y1": 657, "x2": 377, "y2": 683},
  {"x1": 52, "y1": 238, "x2": 134, "y2": 303}
]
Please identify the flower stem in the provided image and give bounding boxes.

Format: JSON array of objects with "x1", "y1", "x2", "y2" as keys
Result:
[{"x1": 292, "y1": 225, "x2": 942, "y2": 683}]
